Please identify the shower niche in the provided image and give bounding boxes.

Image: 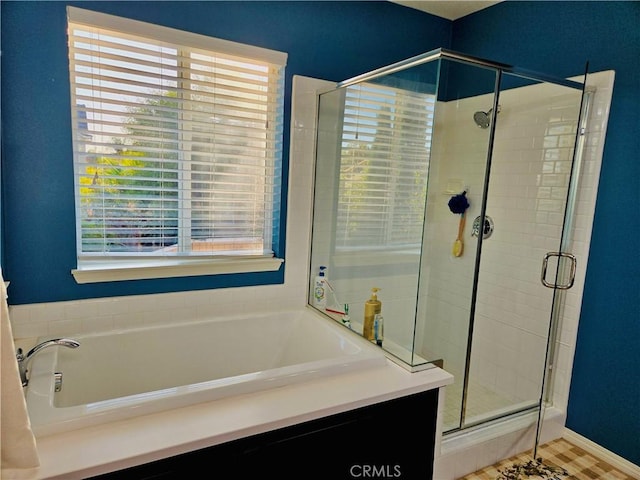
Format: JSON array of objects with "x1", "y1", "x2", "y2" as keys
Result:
[{"x1": 308, "y1": 48, "x2": 589, "y2": 433}]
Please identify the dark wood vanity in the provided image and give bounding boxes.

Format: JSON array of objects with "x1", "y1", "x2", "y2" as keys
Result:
[{"x1": 89, "y1": 389, "x2": 438, "y2": 479}]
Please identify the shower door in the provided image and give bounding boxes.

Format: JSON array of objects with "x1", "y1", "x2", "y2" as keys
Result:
[{"x1": 459, "y1": 71, "x2": 586, "y2": 429}]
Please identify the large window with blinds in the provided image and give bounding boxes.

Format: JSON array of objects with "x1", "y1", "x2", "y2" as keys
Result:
[
  {"x1": 337, "y1": 83, "x2": 434, "y2": 251},
  {"x1": 66, "y1": 7, "x2": 287, "y2": 282}
]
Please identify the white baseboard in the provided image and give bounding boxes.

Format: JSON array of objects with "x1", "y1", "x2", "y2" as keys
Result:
[{"x1": 563, "y1": 428, "x2": 640, "y2": 478}]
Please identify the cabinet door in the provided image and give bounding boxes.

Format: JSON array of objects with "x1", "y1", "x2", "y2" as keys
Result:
[{"x1": 89, "y1": 389, "x2": 438, "y2": 480}]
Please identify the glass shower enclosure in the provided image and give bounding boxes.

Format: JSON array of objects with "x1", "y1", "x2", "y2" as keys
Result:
[{"x1": 308, "y1": 48, "x2": 589, "y2": 433}]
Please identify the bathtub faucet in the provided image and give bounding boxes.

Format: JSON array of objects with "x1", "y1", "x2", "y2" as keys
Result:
[{"x1": 16, "y1": 338, "x2": 80, "y2": 387}]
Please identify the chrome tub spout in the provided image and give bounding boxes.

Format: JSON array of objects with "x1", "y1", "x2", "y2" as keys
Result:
[{"x1": 17, "y1": 338, "x2": 80, "y2": 387}]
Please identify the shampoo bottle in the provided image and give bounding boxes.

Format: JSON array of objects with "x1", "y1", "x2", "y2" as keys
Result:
[
  {"x1": 313, "y1": 266, "x2": 327, "y2": 309},
  {"x1": 342, "y1": 304, "x2": 352, "y2": 329},
  {"x1": 363, "y1": 287, "x2": 381, "y2": 341},
  {"x1": 374, "y1": 313, "x2": 384, "y2": 346}
]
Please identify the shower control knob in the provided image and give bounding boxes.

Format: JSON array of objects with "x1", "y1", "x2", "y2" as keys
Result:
[{"x1": 471, "y1": 215, "x2": 494, "y2": 239}]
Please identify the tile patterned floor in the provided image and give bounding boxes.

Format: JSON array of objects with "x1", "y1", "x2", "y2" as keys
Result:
[{"x1": 459, "y1": 438, "x2": 636, "y2": 480}]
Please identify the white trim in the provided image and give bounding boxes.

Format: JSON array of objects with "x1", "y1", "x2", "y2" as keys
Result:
[
  {"x1": 563, "y1": 428, "x2": 640, "y2": 478},
  {"x1": 71, "y1": 257, "x2": 284, "y2": 283},
  {"x1": 441, "y1": 408, "x2": 548, "y2": 455},
  {"x1": 66, "y1": 6, "x2": 287, "y2": 66}
]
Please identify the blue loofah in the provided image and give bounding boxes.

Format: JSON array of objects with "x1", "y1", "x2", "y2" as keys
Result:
[{"x1": 448, "y1": 191, "x2": 469, "y2": 214}]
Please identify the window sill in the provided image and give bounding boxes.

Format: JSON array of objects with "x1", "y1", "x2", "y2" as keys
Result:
[{"x1": 71, "y1": 257, "x2": 284, "y2": 284}]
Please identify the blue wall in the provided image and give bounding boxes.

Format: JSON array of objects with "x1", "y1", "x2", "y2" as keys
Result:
[
  {"x1": 452, "y1": 0, "x2": 640, "y2": 465},
  {"x1": 0, "y1": 1, "x2": 450, "y2": 304}
]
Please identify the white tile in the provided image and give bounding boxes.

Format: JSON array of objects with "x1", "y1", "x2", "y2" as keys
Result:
[
  {"x1": 7, "y1": 305, "x2": 31, "y2": 323},
  {"x1": 64, "y1": 301, "x2": 98, "y2": 320},
  {"x1": 80, "y1": 315, "x2": 114, "y2": 334},
  {"x1": 453, "y1": 445, "x2": 480, "y2": 478},
  {"x1": 34, "y1": 302, "x2": 69, "y2": 323},
  {"x1": 113, "y1": 311, "x2": 146, "y2": 330},
  {"x1": 48, "y1": 318, "x2": 83, "y2": 337},
  {"x1": 433, "y1": 453, "x2": 456, "y2": 480},
  {"x1": 11, "y1": 321, "x2": 49, "y2": 339}
]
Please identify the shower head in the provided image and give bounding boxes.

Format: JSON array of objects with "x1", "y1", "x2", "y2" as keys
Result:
[
  {"x1": 473, "y1": 110, "x2": 492, "y2": 128},
  {"x1": 473, "y1": 106, "x2": 500, "y2": 129}
]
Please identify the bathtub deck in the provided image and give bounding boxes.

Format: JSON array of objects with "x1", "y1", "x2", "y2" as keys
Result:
[{"x1": 34, "y1": 360, "x2": 452, "y2": 479}]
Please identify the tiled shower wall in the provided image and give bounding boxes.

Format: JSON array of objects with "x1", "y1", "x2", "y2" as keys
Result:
[
  {"x1": 472, "y1": 83, "x2": 584, "y2": 408},
  {"x1": 419, "y1": 81, "x2": 586, "y2": 408},
  {"x1": 416, "y1": 71, "x2": 614, "y2": 422}
]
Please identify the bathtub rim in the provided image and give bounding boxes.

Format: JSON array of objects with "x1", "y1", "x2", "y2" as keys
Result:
[{"x1": 25, "y1": 307, "x2": 389, "y2": 437}]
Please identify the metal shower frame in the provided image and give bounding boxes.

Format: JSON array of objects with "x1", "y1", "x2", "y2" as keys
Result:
[{"x1": 336, "y1": 47, "x2": 592, "y2": 450}]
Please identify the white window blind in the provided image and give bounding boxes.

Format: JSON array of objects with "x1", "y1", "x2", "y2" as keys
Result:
[
  {"x1": 67, "y1": 7, "x2": 287, "y2": 268},
  {"x1": 337, "y1": 83, "x2": 434, "y2": 250}
]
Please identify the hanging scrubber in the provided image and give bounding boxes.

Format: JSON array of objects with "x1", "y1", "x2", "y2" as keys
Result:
[
  {"x1": 448, "y1": 191, "x2": 470, "y2": 257},
  {"x1": 448, "y1": 190, "x2": 469, "y2": 214}
]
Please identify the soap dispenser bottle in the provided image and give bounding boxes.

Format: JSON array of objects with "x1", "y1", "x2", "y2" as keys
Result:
[
  {"x1": 363, "y1": 288, "x2": 381, "y2": 341},
  {"x1": 313, "y1": 266, "x2": 328, "y2": 309}
]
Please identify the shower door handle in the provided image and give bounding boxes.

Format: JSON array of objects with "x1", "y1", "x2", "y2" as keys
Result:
[{"x1": 541, "y1": 252, "x2": 577, "y2": 290}]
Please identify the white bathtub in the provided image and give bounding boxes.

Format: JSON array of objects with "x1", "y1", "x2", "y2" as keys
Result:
[{"x1": 25, "y1": 308, "x2": 386, "y2": 437}]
